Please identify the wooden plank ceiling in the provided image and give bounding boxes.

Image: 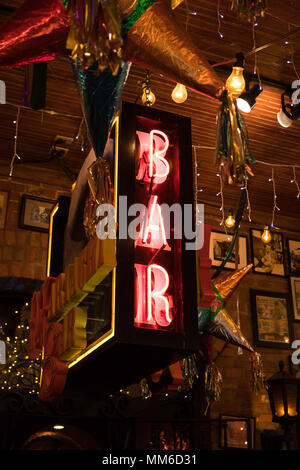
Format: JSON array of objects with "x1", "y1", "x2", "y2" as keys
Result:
[{"x1": 0, "y1": 0, "x2": 300, "y2": 225}]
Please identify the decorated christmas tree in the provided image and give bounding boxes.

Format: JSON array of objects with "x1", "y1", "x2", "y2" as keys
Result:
[{"x1": 0, "y1": 305, "x2": 41, "y2": 395}]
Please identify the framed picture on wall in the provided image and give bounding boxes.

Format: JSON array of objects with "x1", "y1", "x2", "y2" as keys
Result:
[
  {"x1": 19, "y1": 195, "x2": 55, "y2": 233},
  {"x1": 209, "y1": 231, "x2": 248, "y2": 270},
  {"x1": 287, "y1": 239, "x2": 300, "y2": 276},
  {"x1": 219, "y1": 415, "x2": 256, "y2": 450},
  {"x1": 290, "y1": 276, "x2": 300, "y2": 321},
  {"x1": 250, "y1": 229, "x2": 285, "y2": 276},
  {"x1": 0, "y1": 190, "x2": 8, "y2": 229},
  {"x1": 250, "y1": 289, "x2": 293, "y2": 348}
]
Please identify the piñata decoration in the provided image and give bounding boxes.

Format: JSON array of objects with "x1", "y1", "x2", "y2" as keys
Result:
[
  {"x1": 122, "y1": 0, "x2": 224, "y2": 100},
  {"x1": 0, "y1": 0, "x2": 70, "y2": 68},
  {"x1": 198, "y1": 265, "x2": 254, "y2": 353}
]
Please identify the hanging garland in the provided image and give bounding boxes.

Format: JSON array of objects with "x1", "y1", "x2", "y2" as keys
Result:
[
  {"x1": 230, "y1": 0, "x2": 268, "y2": 20},
  {"x1": 211, "y1": 187, "x2": 247, "y2": 280},
  {"x1": 249, "y1": 352, "x2": 267, "y2": 393},
  {"x1": 180, "y1": 354, "x2": 199, "y2": 390},
  {"x1": 204, "y1": 363, "x2": 222, "y2": 415},
  {"x1": 216, "y1": 90, "x2": 255, "y2": 186}
]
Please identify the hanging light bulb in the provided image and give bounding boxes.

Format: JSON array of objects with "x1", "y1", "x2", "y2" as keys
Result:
[
  {"x1": 261, "y1": 226, "x2": 272, "y2": 244},
  {"x1": 225, "y1": 210, "x2": 235, "y2": 228},
  {"x1": 141, "y1": 88, "x2": 156, "y2": 106},
  {"x1": 226, "y1": 53, "x2": 245, "y2": 95},
  {"x1": 171, "y1": 83, "x2": 188, "y2": 103},
  {"x1": 141, "y1": 69, "x2": 156, "y2": 107},
  {"x1": 226, "y1": 67, "x2": 245, "y2": 95},
  {"x1": 237, "y1": 84, "x2": 263, "y2": 113}
]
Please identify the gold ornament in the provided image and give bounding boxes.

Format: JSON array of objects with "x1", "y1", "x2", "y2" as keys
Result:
[
  {"x1": 67, "y1": 0, "x2": 123, "y2": 74},
  {"x1": 204, "y1": 363, "x2": 222, "y2": 415},
  {"x1": 249, "y1": 351, "x2": 267, "y2": 393},
  {"x1": 83, "y1": 157, "x2": 114, "y2": 239}
]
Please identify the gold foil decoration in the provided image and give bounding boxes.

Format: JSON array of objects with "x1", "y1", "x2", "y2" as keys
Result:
[
  {"x1": 67, "y1": 0, "x2": 123, "y2": 74},
  {"x1": 122, "y1": 0, "x2": 224, "y2": 100},
  {"x1": 230, "y1": 0, "x2": 267, "y2": 20},
  {"x1": 216, "y1": 92, "x2": 254, "y2": 186},
  {"x1": 171, "y1": 0, "x2": 184, "y2": 9},
  {"x1": 207, "y1": 308, "x2": 254, "y2": 352},
  {"x1": 207, "y1": 264, "x2": 255, "y2": 352},
  {"x1": 140, "y1": 377, "x2": 152, "y2": 399},
  {"x1": 214, "y1": 264, "x2": 253, "y2": 300},
  {"x1": 204, "y1": 363, "x2": 222, "y2": 415},
  {"x1": 249, "y1": 351, "x2": 267, "y2": 394},
  {"x1": 83, "y1": 157, "x2": 113, "y2": 239},
  {"x1": 119, "y1": 0, "x2": 138, "y2": 20}
]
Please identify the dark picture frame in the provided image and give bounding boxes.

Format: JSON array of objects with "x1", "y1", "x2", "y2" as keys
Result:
[
  {"x1": 290, "y1": 276, "x2": 300, "y2": 322},
  {"x1": 19, "y1": 195, "x2": 55, "y2": 233},
  {"x1": 287, "y1": 239, "x2": 300, "y2": 276},
  {"x1": 209, "y1": 231, "x2": 248, "y2": 270},
  {"x1": 250, "y1": 229, "x2": 286, "y2": 276},
  {"x1": 0, "y1": 190, "x2": 8, "y2": 229},
  {"x1": 219, "y1": 415, "x2": 256, "y2": 450},
  {"x1": 250, "y1": 289, "x2": 293, "y2": 349}
]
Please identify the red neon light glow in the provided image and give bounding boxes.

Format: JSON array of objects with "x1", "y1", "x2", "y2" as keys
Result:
[
  {"x1": 135, "y1": 263, "x2": 172, "y2": 327},
  {"x1": 147, "y1": 264, "x2": 171, "y2": 327},
  {"x1": 149, "y1": 130, "x2": 169, "y2": 179},
  {"x1": 142, "y1": 195, "x2": 167, "y2": 246},
  {"x1": 136, "y1": 130, "x2": 170, "y2": 184}
]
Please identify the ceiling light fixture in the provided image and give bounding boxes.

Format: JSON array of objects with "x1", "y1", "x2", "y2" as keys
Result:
[
  {"x1": 171, "y1": 83, "x2": 188, "y2": 103},
  {"x1": 226, "y1": 53, "x2": 245, "y2": 95},
  {"x1": 277, "y1": 86, "x2": 300, "y2": 128},
  {"x1": 225, "y1": 210, "x2": 235, "y2": 228},
  {"x1": 261, "y1": 226, "x2": 272, "y2": 244},
  {"x1": 141, "y1": 70, "x2": 156, "y2": 107},
  {"x1": 237, "y1": 83, "x2": 263, "y2": 113}
]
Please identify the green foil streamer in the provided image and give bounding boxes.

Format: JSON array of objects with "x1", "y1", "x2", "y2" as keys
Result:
[
  {"x1": 121, "y1": 0, "x2": 159, "y2": 37},
  {"x1": 198, "y1": 285, "x2": 225, "y2": 331},
  {"x1": 61, "y1": 0, "x2": 159, "y2": 39}
]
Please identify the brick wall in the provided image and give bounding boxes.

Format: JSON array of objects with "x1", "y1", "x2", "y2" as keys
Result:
[
  {"x1": 203, "y1": 206, "x2": 300, "y2": 449},
  {"x1": 0, "y1": 164, "x2": 71, "y2": 281}
]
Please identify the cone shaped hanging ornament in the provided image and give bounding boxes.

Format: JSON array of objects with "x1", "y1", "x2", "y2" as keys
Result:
[
  {"x1": 0, "y1": 0, "x2": 223, "y2": 102},
  {"x1": 122, "y1": 0, "x2": 224, "y2": 100},
  {"x1": 206, "y1": 308, "x2": 254, "y2": 352},
  {"x1": 0, "y1": 0, "x2": 70, "y2": 68},
  {"x1": 214, "y1": 264, "x2": 253, "y2": 301},
  {"x1": 198, "y1": 263, "x2": 255, "y2": 352}
]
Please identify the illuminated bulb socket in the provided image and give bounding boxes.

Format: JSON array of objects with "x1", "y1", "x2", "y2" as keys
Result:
[
  {"x1": 171, "y1": 83, "x2": 188, "y2": 103},
  {"x1": 261, "y1": 226, "x2": 272, "y2": 244},
  {"x1": 141, "y1": 85, "x2": 156, "y2": 107},
  {"x1": 225, "y1": 67, "x2": 245, "y2": 95},
  {"x1": 225, "y1": 211, "x2": 235, "y2": 228}
]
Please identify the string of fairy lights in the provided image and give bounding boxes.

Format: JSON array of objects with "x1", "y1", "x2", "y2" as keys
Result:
[
  {"x1": 7, "y1": 104, "x2": 86, "y2": 178},
  {"x1": 193, "y1": 144, "x2": 300, "y2": 237},
  {"x1": 0, "y1": 309, "x2": 41, "y2": 395}
]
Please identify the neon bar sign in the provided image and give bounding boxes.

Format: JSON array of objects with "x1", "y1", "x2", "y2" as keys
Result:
[{"x1": 134, "y1": 125, "x2": 182, "y2": 331}]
